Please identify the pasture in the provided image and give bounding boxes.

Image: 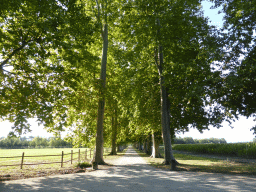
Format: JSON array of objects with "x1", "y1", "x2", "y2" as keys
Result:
[{"x1": 0, "y1": 148, "x2": 111, "y2": 181}]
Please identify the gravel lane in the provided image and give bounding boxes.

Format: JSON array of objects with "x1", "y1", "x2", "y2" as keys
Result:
[{"x1": 1, "y1": 146, "x2": 256, "y2": 192}]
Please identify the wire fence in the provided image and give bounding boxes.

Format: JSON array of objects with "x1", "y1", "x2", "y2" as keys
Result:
[{"x1": 0, "y1": 148, "x2": 109, "y2": 169}]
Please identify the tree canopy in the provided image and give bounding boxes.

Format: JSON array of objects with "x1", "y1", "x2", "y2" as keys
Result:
[
  {"x1": 0, "y1": 0, "x2": 97, "y2": 136},
  {"x1": 210, "y1": 0, "x2": 256, "y2": 133},
  {"x1": 1, "y1": 0, "x2": 255, "y2": 165}
]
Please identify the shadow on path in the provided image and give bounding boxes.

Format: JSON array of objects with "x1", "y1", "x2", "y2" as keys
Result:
[{"x1": 1, "y1": 146, "x2": 256, "y2": 192}]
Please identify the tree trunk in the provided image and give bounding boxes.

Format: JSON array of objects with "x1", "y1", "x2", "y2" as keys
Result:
[
  {"x1": 146, "y1": 136, "x2": 152, "y2": 155},
  {"x1": 159, "y1": 72, "x2": 175, "y2": 165},
  {"x1": 93, "y1": 24, "x2": 108, "y2": 165},
  {"x1": 143, "y1": 140, "x2": 147, "y2": 153},
  {"x1": 110, "y1": 107, "x2": 117, "y2": 155},
  {"x1": 151, "y1": 132, "x2": 162, "y2": 158},
  {"x1": 156, "y1": 18, "x2": 177, "y2": 170},
  {"x1": 139, "y1": 142, "x2": 143, "y2": 151},
  {"x1": 117, "y1": 145, "x2": 123, "y2": 152}
]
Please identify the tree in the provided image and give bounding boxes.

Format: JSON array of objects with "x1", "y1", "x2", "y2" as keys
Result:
[
  {"x1": 29, "y1": 136, "x2": 48, "y2": 148},
  {"x1": 118, "y1": 0, "x2": 222, "y2": 169},
  {"x1": 87, "y1": 0, "x2": 110, "y2": 164},
  {"x1": 183, "y1": 137, "x2": 195, "y2": 144},
  {"x1": 2, "y1": 1, "x2": 236, "y2": 166},
  {"x1": 210, "y1": 0, "x2": 256, "y2": 133},
  {"x1": 0, "y1": 0, "x2": 95, "y2": 136}
]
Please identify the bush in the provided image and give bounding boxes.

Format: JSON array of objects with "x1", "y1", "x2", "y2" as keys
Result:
[{"x1": 75, "y1": 161, "x2": 92, "y2": 169}]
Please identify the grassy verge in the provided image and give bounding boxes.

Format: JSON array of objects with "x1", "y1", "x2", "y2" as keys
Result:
[
  {"x1": 134, "y1": 148, "x2": 256, "y2": 176},
  {"x1": 0, "y1": 147, "x2": 127, "y2": 181}
]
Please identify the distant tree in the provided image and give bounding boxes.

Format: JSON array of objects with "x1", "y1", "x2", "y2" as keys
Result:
[
  {"x1": 173, "y1": 137, "x2": 185, "y2": 144},
  {"x1": 29, "y1": 136, "x2": 48, "y2": 148},
  {"x1": 173, "y1": 137, "x2": 227, "y2": 144},
  {"x1": 28, "y1": 136, "x2": 34, "y2": 141},
  {"x1": 49, "y1": 137, "x2": 72, "y2": 148},
  {"x1": 219, "y1": 138, "x2": 227, "y2": 144},
  {"x1": 20, "y1": 136, "x2": 27, "y2": 141},
  {"x1": 183, "y1": 137, "x2": 195, "y2": 144},
  {"x1": 0, "y1": 137, "x2": 29, "y2": 148}
]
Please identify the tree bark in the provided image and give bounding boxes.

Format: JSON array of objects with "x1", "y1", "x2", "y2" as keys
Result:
[
  {"x1": 117, "y1": 145, "x2": 123, "y2": 152},
  {"x1": 151, "y1": 132, "x2": 162, "y2": 158},
  {"x1": 159, "y1": 69, "x2": 175, "y2": 165},
  {"x1": 110, "y1": 107, "x2": 117, "y2": 155},
  {"x1": 143, "y1": 140, "x2": 147, "y2": 153},
  {"x1": 156, "y1": 18, "x2": 177, "y2": 170},
  {"x1": 93, "y1": 24, "x2": 108, "y2": 165},
  {"x1": 146, "y1": 135, "x2": 152, "y2": 155}
]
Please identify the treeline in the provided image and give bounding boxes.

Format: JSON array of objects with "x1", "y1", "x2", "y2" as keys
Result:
[
  {"x1": 173, "y1": 137, "x2": 227, "y2": 144},
  {"x1": 0, "y1": 136, "x2": 72, "y2": 149}
]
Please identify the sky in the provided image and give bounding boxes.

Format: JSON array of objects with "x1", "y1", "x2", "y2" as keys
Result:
[{"x1": 0, "y1": 1, "x2": 255, "y2": 143}]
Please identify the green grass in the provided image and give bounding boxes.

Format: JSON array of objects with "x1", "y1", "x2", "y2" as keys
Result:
[
  {"x1": 135, "y1": 148, "x2": 256, "y2": 175},
  {"x1": 0, "y1": 147, "x2": 126, "y2": 181},
  {"x1": 0, "y1": 148, "x2": 94, "y2": 167}
]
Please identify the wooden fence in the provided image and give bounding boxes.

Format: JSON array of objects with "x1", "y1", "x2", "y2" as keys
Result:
[{"x1": 0, "y1": 148, "x2": 109, "y2": 169}]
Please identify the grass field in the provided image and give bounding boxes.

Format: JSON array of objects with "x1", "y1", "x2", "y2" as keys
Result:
[
  {"x1": 0, "y1": 147, "x2": 114, "y2": 181},
  {"x1": 135, "y1": 148, "x2": 256, "y2": 175},
  {"x1": 0, "y1": 148, "x2": 96, "y2": 167}
]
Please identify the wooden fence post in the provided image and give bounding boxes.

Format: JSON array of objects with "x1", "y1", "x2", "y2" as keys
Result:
[
  {"x1": 20, "y1": 152, "x2": 24, "y2": 169},
  {"x1": 71, "y1": 150, "x2": 73, "y2": 164},
  {"x1": 61, "y1": 151, "x2": 64, "y2": 168},
  {"x1": 78, "y1": 149, "x2": 80, "y2": 163}
]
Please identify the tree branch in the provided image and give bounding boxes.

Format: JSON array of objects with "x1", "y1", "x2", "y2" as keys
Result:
[
  {"x1": 2, "y1": 68, "x2": 16, "y2": 75},
  {"x1": 94, "y1": 0, "x2": 104, "y2": 38},
  {"x1": 0, "y1": 39, "x2": 32, "y2": 69},
  {"x1": 154, "y1": 47, "x2": 160, "y2": 69}
]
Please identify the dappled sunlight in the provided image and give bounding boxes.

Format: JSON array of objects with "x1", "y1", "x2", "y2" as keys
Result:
[
  {"x1": 178, "y1": 159, "x2": 220, "y2": 166},
  {"x1": 1, "y1": 146, "x2": 256, "y2": 192}
]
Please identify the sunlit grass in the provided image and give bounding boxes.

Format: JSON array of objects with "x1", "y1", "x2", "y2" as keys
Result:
[
  {"x1": 134, "y1": 148, "x2": 256, "y2": 175},
  {"x1": 0, "y1": 147, "x2": 125, "y2": 181},
  {"x1": 0, "y1": 148, "x2": 93, "y2": 167}
]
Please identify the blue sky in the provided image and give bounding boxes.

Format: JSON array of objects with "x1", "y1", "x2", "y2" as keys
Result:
[{"x1": 1, "y1": 1, "x2": 255, "y2": 142}]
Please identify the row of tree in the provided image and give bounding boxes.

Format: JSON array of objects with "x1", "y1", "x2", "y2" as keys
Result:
[
  {"x1": 0, "y1": 136, "x2": 72, "y2": 149},
  {"x1": 173, "y1": 137, "x2": 227, "y2": 144},
  {"x1": 1, "y1": 0, "x2": 256, "y2": 169}
]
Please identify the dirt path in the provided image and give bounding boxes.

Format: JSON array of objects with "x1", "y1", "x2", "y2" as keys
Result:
[{"x1": 1, "y1": 146, "x2": 256, "y2": 192}]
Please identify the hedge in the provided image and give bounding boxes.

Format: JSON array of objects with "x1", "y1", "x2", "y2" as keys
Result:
[{"x1": 172, "y1": 142, "x2": 256, "y2": 158}]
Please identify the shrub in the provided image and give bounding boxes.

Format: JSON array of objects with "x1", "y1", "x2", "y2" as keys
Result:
[{"x1": 75, "y1": 161, "x2": 91, "y2": 169}]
